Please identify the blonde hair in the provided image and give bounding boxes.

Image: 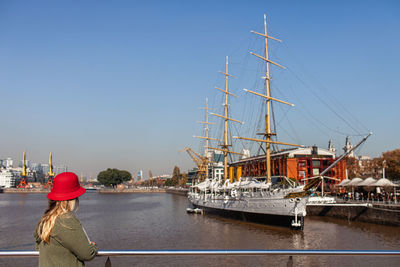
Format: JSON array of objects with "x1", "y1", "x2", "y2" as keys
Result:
[{"x1": 36, "y1": 198, "x2": 78, "y2": 243}]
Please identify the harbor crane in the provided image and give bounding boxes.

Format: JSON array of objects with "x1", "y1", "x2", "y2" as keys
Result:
[
  {"x1": 44, "y1": 152, "x2": 55, "y2": 189},
  {"x1": 17, "y1": 151, "x2": 29, "y2": 189},
  {"x1": 180, "y1": 147, "x2": 209, "y2": 182}
]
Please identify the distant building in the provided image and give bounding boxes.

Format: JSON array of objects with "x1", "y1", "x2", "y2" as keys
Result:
[
  {"x1": 55, "y1": 165, "x2": 67, "y2": 175},
  {"x1": 187, "y1": 168, "x2": 199, "y2": 185},
  {"x1": 343, "y1": 136, "x2": 355, "y2": 158},
  {"x1": 137, "y1": 170, "x2": 143, "y2": 180},
  {"x1": 41, "y1": 164, "x2": 50, "y2": 175},
  {"x1": 0, "y1": 169, "x2": 16, "y2": 188},
  {"x1": 19, "y1": 160, "x2": 30, "y2": 168},
  {"x1": 328, "y1": 139, "x2": 336, "y2": 153},
  {"x1": 213, "y1": 151, "x2": 224, "y2": 163},
  {"x1": 0, "y1": 158, "x2": 13, "y2": 168},
  {"x1": 210, "y1": 151, "x2": 224, "y2": 180}
]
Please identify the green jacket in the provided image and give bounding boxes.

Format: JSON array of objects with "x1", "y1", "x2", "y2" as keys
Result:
[{"x1": 34, "y1": 212, "x2": 98, "y2": 267}]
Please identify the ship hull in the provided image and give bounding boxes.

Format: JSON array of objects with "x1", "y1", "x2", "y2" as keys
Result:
[{"x1": 188, "y1": 194, "x2": 307, "y2": 230}]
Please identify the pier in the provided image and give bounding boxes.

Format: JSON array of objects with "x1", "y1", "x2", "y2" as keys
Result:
[
  {"x1": 98, "y1": 188, "x2": 166, "y2": 194},
  {"x1": 307, "y1": 201, "x2": 400, "y2": 226}
]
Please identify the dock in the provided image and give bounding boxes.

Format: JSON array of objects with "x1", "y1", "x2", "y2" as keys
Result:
[{"x1": 307, "y1": 202, "x2": 400, "y2": 226}]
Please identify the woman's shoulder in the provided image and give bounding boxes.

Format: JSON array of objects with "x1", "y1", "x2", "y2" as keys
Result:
[{"x1": 56, "y1": 212, "x2": 82, "y2": 229}]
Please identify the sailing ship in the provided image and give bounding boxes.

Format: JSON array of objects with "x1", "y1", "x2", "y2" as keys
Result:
[{"x1": 187, "y1": 15, "x2": 370, "y2": 229}]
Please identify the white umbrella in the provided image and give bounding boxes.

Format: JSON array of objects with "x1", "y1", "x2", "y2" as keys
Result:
[
  {"x1": 346, "y1": 178, "x2": 363, "y2": 200},
  {"x1": 372, "y1": 178, "x2": 397, "y2": 187},
  {"x1": 337, "y1": 178, "x2": 350, "y2": 187},
  {"x1": 358, "y1": 177, "x2": 377, "y2": 186},
  {"x1": 358, "y1": 177, "x2": 377, "y2": 200},
  {"x1": 373, "y1": 178, "x2": 398, "y2": 203},
  {"x1": 346, "y1": 177, "x2": 363, "y2": 186}
]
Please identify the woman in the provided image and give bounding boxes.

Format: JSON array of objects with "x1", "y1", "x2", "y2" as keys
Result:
[{"x1": 34, "y1": 172, "x2": 98, "y2": 267}]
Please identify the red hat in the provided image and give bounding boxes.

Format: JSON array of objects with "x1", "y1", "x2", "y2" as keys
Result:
[{"x1": 47, "y1": 172, "x2": 86, "y2": 201}]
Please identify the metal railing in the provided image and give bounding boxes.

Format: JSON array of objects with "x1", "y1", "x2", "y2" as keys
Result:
[{"x1": 1, "y1": 249, "x2": 400, "y2": 257}]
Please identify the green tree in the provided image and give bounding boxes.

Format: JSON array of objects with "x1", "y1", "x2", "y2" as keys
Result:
[
  {"x1": 97, "y1": 168, "x2": 132, "y2": 187},
  {"x1": 165, "y1": 178, "x2": 172, "y2": 187},
  {"x1": 171, "y1": 166, "x2": 181, "y2": 186}
]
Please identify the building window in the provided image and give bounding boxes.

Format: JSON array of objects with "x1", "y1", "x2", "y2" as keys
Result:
[{"x1": 312, "y1": 160, "x2": 320, "y2": 167}]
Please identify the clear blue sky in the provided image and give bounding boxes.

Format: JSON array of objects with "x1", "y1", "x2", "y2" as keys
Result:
[{"x1": 0, "y1": 0, "x2": 399, "y2": 178}]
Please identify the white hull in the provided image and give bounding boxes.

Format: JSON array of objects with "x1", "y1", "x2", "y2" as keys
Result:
[{"x1": 188, "y1": 187, "x2": 308, "y2": 229}]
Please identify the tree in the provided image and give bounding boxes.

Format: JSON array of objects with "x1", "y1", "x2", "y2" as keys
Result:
[
  {"x1": 346, "y1": 148, "x2": 400, "y2": 180},
  {"x1": 382, "y1": 149, "x2": 400, "y2": 180},
  {"x1": 171, "y1": 166, "x2": 181, "y2": 186},
  {"x1": 97, "y1": 168, "x2": 132, "y2": 187},
  {"x1": 346, "y1": 157, "x2": 360, "y2": 179},
  {"x1": 165, "y1": 178, "x2": 172, "y2": 187},
  {"x1": 179, "y1": 172, "x2": 188, "y2": 187}
]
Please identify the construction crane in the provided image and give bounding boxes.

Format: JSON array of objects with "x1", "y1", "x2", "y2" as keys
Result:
[
  {"x1": 17, "y1": 151, "x2": 29, "y2": 189},
  {"x1": 180, "y1": 147, "x2": 209, "y2": 182},
  {"x1": 44, "y1": 152, "x2": 55, "y2": 189}
]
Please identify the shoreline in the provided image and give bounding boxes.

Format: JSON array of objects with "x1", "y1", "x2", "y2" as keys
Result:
[
  {"x1": 2, "y1": 188, "x2": 50, "y2": 194},
  {"x1": 98, "y1": 188, "x2": 167, "y2": 194},
  {"x1": 0, "y1": 187, "x2": 189, "y2": 194}
]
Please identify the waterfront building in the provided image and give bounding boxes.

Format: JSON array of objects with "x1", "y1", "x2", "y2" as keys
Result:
[
  {"x1": 187, "y1": 151, "x2": 225, "y2": 183},
  {"x1": 187, "y1": 168, "x2": 198, "y2": 184},
  {"x1": 137, "y1": 170, "x2": 143, "y2": 180},
  {"x1": 40, "y1": 163, "x2": 50, "y2": 175},
  {"x1": 229, "y1": 145, "x2": 346, "y2": 183},
  {"x1": 0, "y1": 169, "x2": 16, "y2": 188},
  {"x1": 55, "y1": 165, "x2": 68, "y2": 175},
  {"x1": 210, "y1": 151, "x2": 224, "y2": 181},
  {"x1": 0, "y1": 158, "x2": 13, "y2": 168},
  {"x1": 186, "y1": 144, "x2": 347, "y2": 186}
]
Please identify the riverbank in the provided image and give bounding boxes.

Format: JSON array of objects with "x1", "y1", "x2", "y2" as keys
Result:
[
  {"x1": 166, "y1": 188, "x2": 188, "y2": 196},
  {"x1": 307, "y1": 202, "x2": 400, "y2": 226},
  {"x1": 98, "y1": 188, "x2": 166, "y2": 193},
  {"x1": 2, "y1": 188, "x2": 50, "y2": 194},
  {"x1": 0, "y1": 187, "x2": 185, "y2": 194}
]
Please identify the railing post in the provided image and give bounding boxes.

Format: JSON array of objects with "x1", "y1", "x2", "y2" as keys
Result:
[{"x1": 105, "y1": 256, "x2": 111, "y2": 267}]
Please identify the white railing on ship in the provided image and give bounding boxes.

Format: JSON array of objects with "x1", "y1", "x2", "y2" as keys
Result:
[{"x1": 1, "y1": 249, "x2": 400, "y2": 257}]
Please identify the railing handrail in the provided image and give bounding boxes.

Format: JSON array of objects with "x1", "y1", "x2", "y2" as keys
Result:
[{"x1": 1, "y1": 249, "x2": 400, "y2": 257}]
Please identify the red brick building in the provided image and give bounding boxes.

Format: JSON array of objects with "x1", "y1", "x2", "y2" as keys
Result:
[{"x1": 229, "y1": 146, "x2": 346, "y2": 184}]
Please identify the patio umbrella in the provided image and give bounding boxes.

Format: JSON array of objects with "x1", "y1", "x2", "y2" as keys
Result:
[
  {"x1": 346, "y1": 178, "x2": 363, "y2": 199},
  {"x1": 358, "y1": 177, "x2": 377, "y2": 200},
  {"x1": 346, "y1": 177, "x2": 363, "y2": 186},
  {"x1": 373, "y1": 178, "x2": 398, "y2": 203},
  {"x1": 373, "y1": 178, "x2": 396, "y2": 187},
  {"x1": 337, "y1": 178, "x2": 350, "y2": 187}
]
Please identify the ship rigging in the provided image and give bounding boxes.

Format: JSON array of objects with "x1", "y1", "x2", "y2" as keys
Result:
[{"x1": 186, "y1": 15, "x2": 371, "y2": 230}]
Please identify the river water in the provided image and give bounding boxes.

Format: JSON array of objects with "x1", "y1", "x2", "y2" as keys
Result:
[{"x1": 0, "y1": 192, "x2": 399, "y2": 267}]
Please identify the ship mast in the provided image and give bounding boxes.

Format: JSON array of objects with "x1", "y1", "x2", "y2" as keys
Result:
[
  {"x1": 209, "y1": 57, "x2": 243, "y2": 181},
  {"x1": 194, "y1": 98, "x2": 217, "y2": 161},
  {"x1": 193, "y1": 98, "x2": 219, "y2": 179},
  {"x1": 234, "y1": 15, "x2": 302, "y2": 183}
]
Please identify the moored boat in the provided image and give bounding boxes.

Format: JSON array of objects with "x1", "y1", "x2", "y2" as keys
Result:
[{"x1": 186, "y1": 15, "x2": 371, "y2": 230}]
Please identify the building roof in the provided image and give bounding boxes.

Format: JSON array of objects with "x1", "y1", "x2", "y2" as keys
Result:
[
  {"x1": 232, "y1": 146, "x2": 336, "y2": 164},
  {"x1": 272, "y1": 147, "x2": 336, "y2": 158}
]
